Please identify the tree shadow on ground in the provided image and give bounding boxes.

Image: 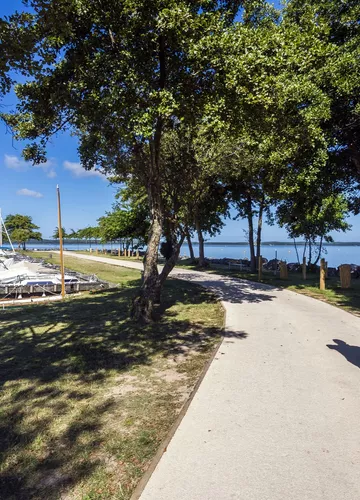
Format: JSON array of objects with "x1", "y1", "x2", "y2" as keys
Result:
[
  {"x1": 172, "y1": 272, "x2": 277, "y2": 304},
  {"x1": 0, "y1": 281, "x2": 245, "y2": 499},
  {"x1": 327, "y1": 339, "x2": 360, "y2": 369}
]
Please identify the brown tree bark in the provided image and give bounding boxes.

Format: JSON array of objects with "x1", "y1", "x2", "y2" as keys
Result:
[
  {"x1": 185, "y1": 228, "x2": 195, "y2": 260},
  {"x1": 256, "y1": 197, "x2": 264, "y2": 268},
  {"x1": 246, "y1": 195, "x2": 256, "y2": 272},
  {"x1": 131, "y1": 33, "x2": 167, "y2": 322},
  {"x1": 195, "y1": 219, "x2": 205, "y2": 267}
]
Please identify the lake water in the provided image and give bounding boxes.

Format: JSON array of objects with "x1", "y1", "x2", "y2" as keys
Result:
[
  {"x1": 181, "y1": 244, "x2": 360, "y2": 268},
  {"x1": 4, "y1": 241, "x2": 360, "y2": 268}
]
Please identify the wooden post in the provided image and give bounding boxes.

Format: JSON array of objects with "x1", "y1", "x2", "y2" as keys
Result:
[
  {"x1": 56, "y1": 185, "x2": 66, "y2": 299},
  {"x1": 136, "y1": 249, "x2": 139, "y2": 259},
  {"x1": 302, "y1": 256, "x2": 306, "y2": 280},
  {"x1": 258, "y1": 255, "x2": 262, "y2": 280},
  {"x1": 320, "y1": 258, "x2": 326, "y2": 290},
  {"x1": 280, "y1": 261, "x2": 288, "y2": 280},
  {"x1": 339, "y1": 264, "x2": 351, "y2": 289},
  {"x1": 118, "y1": 247, "x2": 121, "y2": 257}
]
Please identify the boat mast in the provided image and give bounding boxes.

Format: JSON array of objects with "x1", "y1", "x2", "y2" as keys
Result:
[
  {"x1": 0, "y1": 209, "x2": 15, "y2": 252},
  {"x1": 57, "y1": 186, "x2": 66, "y2": 298}
]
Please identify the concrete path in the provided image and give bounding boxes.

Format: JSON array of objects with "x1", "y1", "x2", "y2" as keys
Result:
[{"x1": 64, "y1": 252, "x2": 360, "y2": 499}]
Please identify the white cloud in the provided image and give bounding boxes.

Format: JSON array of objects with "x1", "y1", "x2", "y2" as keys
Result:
[
  {"x1": 47, "y1": 169, "x2": 57, "y2": 178},
  {"x1": 32, "y1": 158, "x2": 57, "y2": 178},
  {"x1": 63, "y1": 160, "x2": 104, "y2": 179},
  {"x1": 4, "y1": 154, "x2": 57, "y2": 177},
  {"x1": 4, "y1": 154, "x2": 28, "y2": 171},
  {"x1": 17, "y1": 188, "x2": 44, "y2": 198}
]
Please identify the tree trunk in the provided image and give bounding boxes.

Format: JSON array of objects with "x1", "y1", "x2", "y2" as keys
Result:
[
  {"x1": 185, "y1": 228, "x2": 195, "y2": 261},
  {"x1": 314, "y1": 236, "x2": 323, "y2": 265},
  {"x1": 303, "y1": 240, "x2": 307, "y2": 260},
  {"x1": 195, "y1": 219, "x2": 205, "y2": 267},
  {"x1": 293, "y1": 238, "x2": 300, "y2": 265},
  {"x1": 308, "y1": 240, "x2": 312, "y2": 266},
  {"x1": 256, "y1": 197, "x2": 264, "y2": 267},
  {"x1": 132, "y1": 212, "x2": 162, "y2": 322},
  {"x1": 23, "y1": 242, "x2": 26, "y2": 251},
  {"x1": 153, "y1": 233, "x2": 186, "y2": 303},
  {"x1": 246, "y1": 195, "x2": 256, "y2": 272},
  {"x1": 131, "y1": 33, "x2": 166, "y2": 322}
]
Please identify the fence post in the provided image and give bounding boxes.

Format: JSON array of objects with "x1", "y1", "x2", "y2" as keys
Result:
[
  {"x1": 320, "y1": 258, "x2": 326, "y2": 290},
  {"x1": 302, "y1": 256, "x2": 306, "y2": 280},
  {"x1": 339, "y1": 264, "x2": 351, "y2": 289},
  {"x1": 280, "y1": 261, "x2": 288, "y2": 280},
  {"x1": 258, "y1": 256, "x2": 262, "y2": 281}
]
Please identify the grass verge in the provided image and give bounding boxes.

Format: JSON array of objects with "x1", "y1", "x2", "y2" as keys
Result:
[
  {"x1": 175, "y1": 259, "x2": 360, "y2": 317},
  {"x1": 0, "y1": 253, "x2": 224, "y2": 499}
]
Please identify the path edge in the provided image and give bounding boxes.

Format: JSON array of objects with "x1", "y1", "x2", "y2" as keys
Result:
[{"x1": 130, "y1": 304, "x2": 227, "y2": 500}]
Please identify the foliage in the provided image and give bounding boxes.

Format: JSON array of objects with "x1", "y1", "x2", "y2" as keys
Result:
[
  {"x1": 3, "y1": 213, "x2": 42, "y2": 249},
  {"x1": 98, "y1": 192, "x2": 150, "y2": 246},
  {"x1": 277, "y1": 194, "x2": 351, "y2": 265},
  {"x1": 52, "y1": 226, "x2": 67, "y2": 239}
]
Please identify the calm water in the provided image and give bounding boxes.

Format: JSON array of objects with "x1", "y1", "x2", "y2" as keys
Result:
[
  {"x1": 3, "y1": 242, "x2": 360, "y2": 268},
  {"x1": 181, "y1": 244, "x2": 360, "y2": 268}
]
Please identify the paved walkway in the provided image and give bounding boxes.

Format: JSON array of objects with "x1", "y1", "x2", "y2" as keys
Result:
[{"x1": 64, "y1": 252, "x2": 360, "y2": 500}]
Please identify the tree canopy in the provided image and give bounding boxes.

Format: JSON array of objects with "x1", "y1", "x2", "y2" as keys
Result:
[
  {"x1": 1, "y1": 0, "x2": 359, "y2": 318},
  {"x1": 4, "y1": 214, "x2": 42, "y2": 250}
]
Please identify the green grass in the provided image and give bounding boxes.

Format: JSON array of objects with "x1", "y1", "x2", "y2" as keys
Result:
[
  {"x1": 176, "y1": 259, "x2": 360, "y2": 317},
  {"x1": 0, "y1": 253, "x2": 224, "y2": 499}
]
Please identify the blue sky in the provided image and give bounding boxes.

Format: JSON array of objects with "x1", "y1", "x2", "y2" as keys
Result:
[{"x1": 1, "y1": 0, "x2": 358, "y2": 241}]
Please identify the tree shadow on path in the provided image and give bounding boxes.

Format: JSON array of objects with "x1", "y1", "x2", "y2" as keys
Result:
[{"x1": 172, "y1": 272, "x2": 278, "y2": 304}]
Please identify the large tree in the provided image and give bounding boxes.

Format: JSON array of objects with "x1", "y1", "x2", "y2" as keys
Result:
[
  {"x1": 4, "y1": 214, "x2": 42, "y2": 250},
  {"x1": 1, "y1": 0, "x2": 242, "y2": 321}
]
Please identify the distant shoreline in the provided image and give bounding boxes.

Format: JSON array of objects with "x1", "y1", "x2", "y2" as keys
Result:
[{"x1": 16, "y1": 240, "x2": 360, "y2": 247}]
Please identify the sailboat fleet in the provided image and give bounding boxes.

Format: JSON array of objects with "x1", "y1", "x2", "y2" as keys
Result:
[{"x1": 0, "y1": 208, "x2": 101, "y2": 299}]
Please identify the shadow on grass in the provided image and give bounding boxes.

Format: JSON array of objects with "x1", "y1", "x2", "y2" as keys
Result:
[{"x1": 0, "y1": 279, "x2": 242, "y2": 499}]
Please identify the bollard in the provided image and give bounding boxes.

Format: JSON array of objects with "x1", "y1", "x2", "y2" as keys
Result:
[
  {"x1": 339, "y1": 264, "x2": 351, "y2": 289},
  {"x1": 320, "y1": 258, "x2": 326, "y2": 290},
  {"x1": 258, "y1": 255, "x2": 263, "y2": 281},
  {"x1": 302, "y1": 256, "x2": 306, "y2": 280},
  {"x1": 280, "y1": 261, "x2": 288, "y2": 280}
]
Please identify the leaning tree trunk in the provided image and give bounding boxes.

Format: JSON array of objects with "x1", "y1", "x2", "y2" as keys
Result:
[
  {"x1": 153, "y1": 232, "x2": 186, "y2": 303},
  {"x1": 308, "y1": 239, "x2": 312, "y2": 267},
  {"x1": 195, "y1": 219, "x2": 205, "y2": 267},
  {"x1": 132, "y1": 210, "x2": 162, "y2": 322},
  {"x1": 246, "y1": 195, "x2": 256, "y2": 272},
  {"x1": 185, "y1": 228, "x2": 195, "y2": 260},
  {"x1": 256, "y1": 197, "x2": 264, "y2": 268},
  {"x1": 313, "y1": 236, "x2": 324, "y2": 265},
  {"x1": 131, "y1": 33, "x2": 168, "y2": 322},
  {"x1": 293, "y1": 238, "x2": 300, "y2": 265}
]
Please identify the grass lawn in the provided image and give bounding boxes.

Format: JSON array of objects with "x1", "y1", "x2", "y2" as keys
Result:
[
  {"x1": 0, "y1": 253, "x2": 224, "y2": 499},
  {"x1": 176, "y1": 259, "x2": 360, "y2": 317},
  {"x1": 45, "y1": 250, "x2": 360, "y2": 315}
]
